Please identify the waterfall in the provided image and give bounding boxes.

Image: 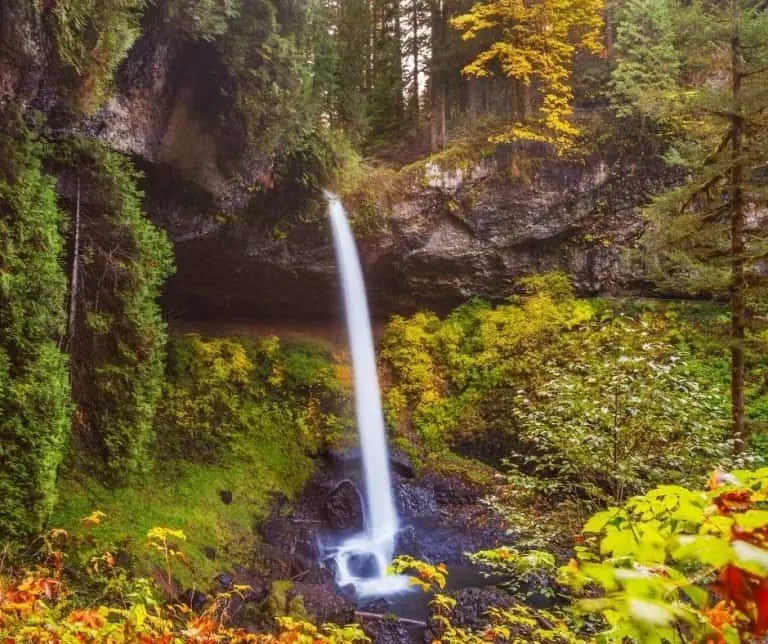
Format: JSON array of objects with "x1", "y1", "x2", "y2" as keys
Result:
[{"x1": 326, "y1": 191, "x2": 408, "y2": 596}]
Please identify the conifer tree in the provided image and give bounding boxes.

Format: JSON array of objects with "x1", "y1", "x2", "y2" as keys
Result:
[
  {"x1": 0, "y1": 136, "x2": 70, "y2": 537},
  {"x1": 334, "y1": 0, "x2": 372, "y2": 139},
  {"x1": 641, "y1": 0, "x2": 768, "y2": 445},
  {"x1": 610, "y1": 0, "x2": 680, "y2": 122},
  {"x1": 370, "y1": 0, "x2": 406, "y2": 136}
]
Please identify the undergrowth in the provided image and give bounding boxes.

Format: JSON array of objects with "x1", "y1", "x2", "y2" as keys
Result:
[{"x1": 53, "y1": 333, "x2": 351, "y2": 588}]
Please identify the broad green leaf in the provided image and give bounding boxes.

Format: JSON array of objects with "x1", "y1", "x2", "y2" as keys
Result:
[
  {"x1": 584, "y1": 509, "x2": 621, "y2": 534},
  {"x1": 672, "y1": 535, "x2": 732, "y2": 567}
]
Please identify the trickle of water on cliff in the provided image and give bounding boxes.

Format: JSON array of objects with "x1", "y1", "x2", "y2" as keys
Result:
[{"x1": 326, "y1": 191, "x2": 410, "y2": 597}]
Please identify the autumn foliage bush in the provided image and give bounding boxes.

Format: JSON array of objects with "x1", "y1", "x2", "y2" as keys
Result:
[
  {"x1": 157, "y1": 334, "x2": 349, "y2": 460},
  {"x1": 381, "y1": 274, "x2": 750, "y2": 508},
  {"x1": 0, "y1": 516, "x2": 369, "y2": 642},
  {"x1": 395, "y1": 469, "x2": 768, "y2": 643},
  {"x1": 560, "y1": 467, "x2": 768, "y2": 642}
]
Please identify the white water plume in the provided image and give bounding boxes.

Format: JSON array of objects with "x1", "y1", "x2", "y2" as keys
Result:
[{"x1": 326, "y1": 191, "x2": 409, "y2": 597}]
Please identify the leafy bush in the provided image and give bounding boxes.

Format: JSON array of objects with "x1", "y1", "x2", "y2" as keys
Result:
[
  {"x1": 158, "y1": 335, "x2": 258, "y2": 459},
  {"x1": 157, "y1": 334, "x2": 349, "y2": 460},
  {"x1": 398, "y1": 468, "x2": 768, "y2": 643},
  {"x1": 0, "y1": 516, "x2": 370, "y2": 642},
  {"x1": 165, "y1": 0, "x2": 240, "y2": 41},
  {"x1": 392, "y1": 556, "x2": 582, "y2": 643},
  {"x1": 381, "y1": 276, "x2": 754, "y2": 509},
  {"x1": 562, "y1": 468, "x2": 768, "y2": 642},
  {"x1": 0, "y1": 134, "x2": 71, "y2": 538},
  {"x1": 379, "y1": 274, "x2": 594, "y2": 447},
  {"x1": 506, "y1": 313, "x2": 744, "y2": 507}
]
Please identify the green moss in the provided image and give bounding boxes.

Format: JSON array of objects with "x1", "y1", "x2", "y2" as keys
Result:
[
  {"x1": 50, "y1": 0, "x2": 146, "y2": 112},
  {"x1": 52, "y1": 414, "x2": 313, "y2": 588},
  {"x1": 422, "y1": 451, "x2": 498, "y2": 489},
  {"x1": 52, "y1": 332, "x2": 348, "y2": 587}
]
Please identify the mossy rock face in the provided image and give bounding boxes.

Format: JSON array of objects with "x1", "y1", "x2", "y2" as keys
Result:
[{"x1": 419, "y1": 452, "x2": 497, "y2": 505}]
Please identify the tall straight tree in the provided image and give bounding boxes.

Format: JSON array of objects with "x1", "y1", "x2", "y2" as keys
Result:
[
  {"x1": 370, "y1": 0, "x2": 406, "y2": 136},
  {"x1": 639, "y1": 0, "x2": 768, "y2": 446},
  {"x1": 403, "y1": 0, "x2": 430, "y2": 122},
  {"x1": 429, "y1": 0, "x2": 448, "y2": 150},
  {"x1": 610, "y1": 0, "x2": 680, "y2": 122},
  {"x1": 451, "y1": 0, "x2": 603, "y2": 148},
  {"x1": 334, "y1": 0, "x2": 372, "y2": 140}
]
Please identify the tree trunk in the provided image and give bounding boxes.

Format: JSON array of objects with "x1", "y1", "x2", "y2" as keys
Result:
[
  {"x1": 468, "y1": 79, "x2": 477, "y2": 122},
  {"x1": 411, "y1": 0, "x2": 420, "y2": 119},
  {"x1": 603, "y1": 1, "x2": 614, "y2": 60},
  {"x1": 429, "y1": 0, "x2": 445, "y2": 151},
  {"x1": 440, "y1": 79, "x2": 447, "y2": 147},
  {"x1": 394, "y1": 0, "x2": 404, "y2": 120},
  {"x1": 65, "y1": 177, "x2": 81, "y2": 354},
  {"x1": 730, "y1": 5, "x2": 746, "y2": 449}
]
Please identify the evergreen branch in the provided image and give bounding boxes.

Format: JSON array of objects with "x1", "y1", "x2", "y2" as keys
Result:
[
  {"x1": 704, "y1": 129, "x2": 733, "y2": 165},
  {"x1": 741, "y1": 65, "x2": 768, "y2": 78},
  {"x1": 679, "y1": 172, "x2": 727, "y2": 214}
]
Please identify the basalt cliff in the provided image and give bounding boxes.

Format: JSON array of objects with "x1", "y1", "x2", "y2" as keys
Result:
[{"x1": 0, "y1": 0, "x2": 677, "y2": 319}]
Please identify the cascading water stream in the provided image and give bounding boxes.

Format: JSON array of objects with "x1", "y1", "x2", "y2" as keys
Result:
[{"x1": 326, "y1": 191, "x2": 410, "y2": 597}]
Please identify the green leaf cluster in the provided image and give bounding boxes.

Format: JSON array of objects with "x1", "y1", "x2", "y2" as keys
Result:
[
  {"x1": 50, "y1": 0, "x2": 146, "y2": 112},
  {"x1": 380, "y1": 273, "x2": 593, "y2": 447},
  {"x1": 157, "y1": 334, "x2": 350, "y2": 461},
  {"x1": 561, "y1": 469, "x2": 768, "y2": 642},
  {"x1": 0, "y1": 134, "x2": 71, "y2": 538}
]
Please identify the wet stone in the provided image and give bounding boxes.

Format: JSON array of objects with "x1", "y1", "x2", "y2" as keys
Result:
[{"x1": 347, "y1": 553, "x2": 381, "y2": 579}]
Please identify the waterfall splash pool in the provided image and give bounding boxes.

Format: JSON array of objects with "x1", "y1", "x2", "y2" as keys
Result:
[{"x1": 324, "y1": 191, "x2": 412, "y2": 598}]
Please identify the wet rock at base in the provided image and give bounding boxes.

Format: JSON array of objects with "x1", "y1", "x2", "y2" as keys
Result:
[
  {"x1": 396, "y1": 482, "x2": 438, "y2": 519},
  {"x1": 362, "y1": 617, "x2": 414, "y2": 644},
  {"x1": 292, "y1": 580, "x2": 356, "y2": 626},
  {"x1": 323, "y1": 479, "x2": 364, "y2": 531},
  {"x1": 390, "y1": 449, "x2": 415, "y2": 478},
  {"x1": 346, "y1": 553, "x2": 381, "y2": 579}
]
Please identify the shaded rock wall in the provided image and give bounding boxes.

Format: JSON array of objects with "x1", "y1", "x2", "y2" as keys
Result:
[
  {"x1": 0, "y1": 1, "x2": 44, "y2": 118},
  {"x1": 161, "y1": 145, "x2": 678, "y2": 319}
]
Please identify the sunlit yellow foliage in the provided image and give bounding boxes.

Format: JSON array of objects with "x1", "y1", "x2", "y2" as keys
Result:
[
  {"x1": 452, "y1": 0, "x2": 604, "y2": 149},
  {"x1": 390, "y1": 555, "x2": 448, "y2": 592},
  {"x1": 380, "y1": 274, "x2": 594, "y2": 445}
]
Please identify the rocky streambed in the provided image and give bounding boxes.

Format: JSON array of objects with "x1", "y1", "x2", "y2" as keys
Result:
[{"x1": 207, "y1": 448, "x2": 518, "y2": 642}]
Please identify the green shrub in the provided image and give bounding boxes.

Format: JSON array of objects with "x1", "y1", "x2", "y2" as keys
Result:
[
  {"x1": 51, "y1": 139, "x2": 174, "y2": 481},
  {"x1": 157, "y1": 335, "x2": 255, "y2": 460},
  {"x1": 157, "y1": 334, "x2": 349, "y2": 461},
  {"x1": 561, "y1": 468, "x2": 768, "y2": 642},
  {"x1": 165, "y1": 0, "x2": 240, "y2": 41},
  {"x1": 381, "y1": 274, "x2": 758, "y2": 511},
  {"x1": 0, "y1": 135, "x2": 71, "y2": 538},
  {"x1": 380, "y1": 275, "x2": 593, "y2": 446},
  {"x1": 506, "y1": 314, "x2": 745, "y2": 507}
]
